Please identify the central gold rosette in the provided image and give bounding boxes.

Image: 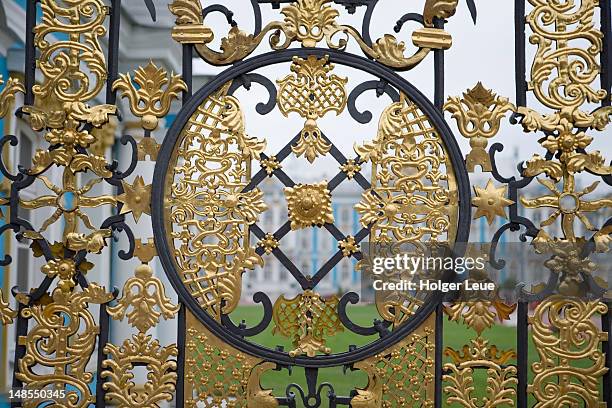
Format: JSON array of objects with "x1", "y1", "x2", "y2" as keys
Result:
[{"x1": 284, "y1": 181, "x2": 334, "y2": 230}]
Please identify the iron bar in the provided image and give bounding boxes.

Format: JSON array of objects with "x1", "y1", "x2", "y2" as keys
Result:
[
  {"x1": 514, "y1": 0, "x2": 527, "y2": 107},
  {"x1": 434, "y1": 302, "x2": 443, "y2": 408},
  {"x1": 601, "y1": 0, "x2": 611, "y2": 106},
  {"x1": 175, "y1": 303, "x2": 187, "y2": 408},
  {"x1": 517, "y1": 301, "x2": 528, "y2": 408},
  {"x1": 23, "y1": 0, "x2": 37, "y2": 106},
  {"x1": 105, "y1": 0, "x2": 122, "y2": 104}
]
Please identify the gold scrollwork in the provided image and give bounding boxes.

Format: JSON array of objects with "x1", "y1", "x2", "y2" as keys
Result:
[
  {"x1": 34, "y1": 0, "x2": 109, "y2": 103},
  {"x1": 529, "y1": 296, "x2": 608, "y2": 407},
  {"x1": 101, "y1": 333, "x2": 178, "y2": 408},
  {"x1": 107, "y1": 264, "x2": 180, "y2": 333},
  {"x1": 0, "y1": 75, "x2": 25, "y2": 118},
  {"x1": 526, "y1": 0, "x2": 606, "y2": 111},
  {"x1": 277, "y1": 55, "x2": 347, "y2": 162},
  {"x1": 169, "y1": 0, "x2": 455, "y2": 70},
  {"x1": 352, "y1": 312, "x2": 435, "y2": 407},
  {"x1": 167, "y1": 85, "x2": 267, "y2": 319},
  {"x1": 444, "y1": 83, "x2": 515, "y2": 172},
  {"x1": 0, "y1": 289, "x2": 17, "y2": 325},
  {"x1": 272, "y1": 290, "x2": 343, "y2": 357},
  {"x1": 113, "y1": 61, "x2": 187, "y2": 131},
  {"x1": 16, "y1": 284, "x2": 114, "y2": 408},
  {"x1": 355, "y1": 95, "x2": 458, "y2": 324}
]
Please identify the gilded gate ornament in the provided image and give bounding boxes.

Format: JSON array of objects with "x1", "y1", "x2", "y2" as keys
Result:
[
  {"x1": 107, "y1": 264, "x2": 180, "y2": 333},
  {"x1": 529, "y1": 296, "x2": 608, "y2": 407},
  {"x1": 352, "y1": 313, "x2": 436, "y2": 407},
  {"x1": 169, "y1": 0, "x2": 456, "y2": 70},
  {"x1": 444, "y1": 83, "x2": 515, "y2": 172},
  {"x1": 2, "y1": 0, "x2": 611, "y2": 407},
  {"x1": 167, "y1": 85, "x2": 267, "y2": 319},
  {"x1": 284, "y1": 181, "x2": 335, "y2": 229},
  {"x1": 0, "y1": 75, "x2": 24, "y2": 118},
  {"x1": 113, "y1": 61, "x2": 187, "y2": 131},
  {"x1": 16, "y1": 285, "x2": 114, "y2": 408},
  {"x1": 272, "y1": 290, "x2": 343, "y2": 357},
  {"x1": 277, "y1": 55, "x2": 347, "y2": 162}
]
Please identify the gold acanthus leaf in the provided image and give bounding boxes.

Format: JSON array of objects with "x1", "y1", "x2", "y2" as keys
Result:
[
  {"x1": 113, "y1": 61, "x2": 187, "y2": 130},
  {"x1": 107, "y1": 264, "x2": 180, "y2": 333},
  {"x1": 0, "y1": 75, "x2": 25, "y2": 118},
  {"x1": 423, "y1": 0, "x2": 459, "y2": 26},
  {"x1": 101, "y1": 333, "x2": 178, "y2": 407},
  {"x1": 0, "y1": 289, "x2": 17, "y2": 325}
]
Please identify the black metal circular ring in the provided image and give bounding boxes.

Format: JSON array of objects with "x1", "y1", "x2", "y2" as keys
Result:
[{"x1": 152, "y1": 47, "x2": 471, "y2": 368}]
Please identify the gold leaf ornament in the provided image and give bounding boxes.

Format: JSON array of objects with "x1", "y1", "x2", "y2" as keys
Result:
[
  {"x1": 108, "y1": 264, "x2": 180, "y2": 333},
  {"x1": 113, "y1": 61, "x2": 187, "y2": 130},
  {"x1": 0, "y1": 75, "x2": 25, "y2": 118}
]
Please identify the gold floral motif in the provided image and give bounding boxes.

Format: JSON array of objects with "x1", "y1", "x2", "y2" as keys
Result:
[
  {"x1": 353, "y1": 313, "x2": 435, "y2": 407},
  {"x1": 65, "y1": 229, "x2": 112, "y2": 254},
  {"x1": 20, "y1": 170, "x2": 116, "y2": 241},
  {"x1": 472, "y1": 180, "x2": 514, "y2": 225},
  {"x1": 167, "y1": 85, "x2": 266, "y2": 319},
  {"x1": 284, "y1": 182, "x2": 334, "y2": 230},
  {"x1": 107, "y1": 264, "x2": 180, "y2": 333},
  {"x1": 277, "y1": 56, "x2": 347, "y2": 162},
  {"x1": 445, "y1": 300, "x2": 516, "y2": 337},
  {"x1": 340, "y1": 159, "x2": 361, "y2": 179},
  {"x1": 521, "y1": 177, "x2": 611, "y2": 242},
  {"x1": 444, "y1": 83, "x2": 515, "y2": 172},
  {"x1": 118, "y1": 175, "x2": 152, "y2": 223},
  {"x1": 113, "y1": 61, "x2": 187, "y2": 131},
  {"x1": 0, "y1": 75, "x2": 25, "y2": 118},
  {"x1": 445, "y1": 337, "x2": 516, "y2": 366},
  {"x1": 16, "y1": 284, "x2": 113, "y2": 408},
  {"x1": 169, "y1": 0, "x2": 454, "y2": 70},
  {"x1": 184, "y1": 311, "x2": 265, "y2": 407},
  {"x1": 33, "y1": 0, "x2": 108, "y2": 103},
  {"x1": 444, "y1": 361, "x2": 517, "y2": 408},
  {"x1": 529, "y1": 296, "x2": 608, "y2": 407},
  {"x1": 41, "y1": 258, "x2": 78, "y2": 293},
  {"x1": 260, "y1": 156, "x2": 282, "y2": 175},
  {"x1": 0, "y1": 289, "x2": 17, "y2": 325},
  {"x1": 338, "y1": 235, "x2": 358, "y2": 257},
  {"x1": 258, "y1": 233, "x2": 279, "y2": 254},
  {"x1": 23, "y1": 100, "x2": 116, "y2": 173},
  {"x1": 272, "y1": 290, "x2": 343, "y2": 357},
  {"x1": 101, "y1": 333, "x2": 178, "y2": 408}
]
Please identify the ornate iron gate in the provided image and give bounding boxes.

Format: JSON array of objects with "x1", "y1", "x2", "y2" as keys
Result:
[{"x1": 0, "y1": 0, "x2": 609, "y2": 407}]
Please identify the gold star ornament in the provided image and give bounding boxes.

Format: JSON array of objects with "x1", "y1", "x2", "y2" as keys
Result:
[
  {"x1": 118, "y1": 175, "x2": 152, "y2": 222},
  {"x1": 471, "y1": 179, "x2": 514, "y2": 225}
]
